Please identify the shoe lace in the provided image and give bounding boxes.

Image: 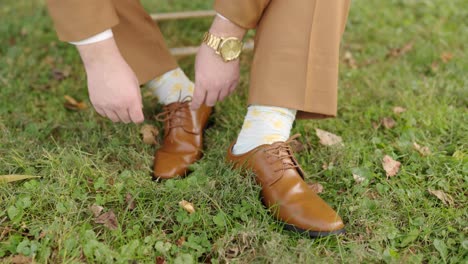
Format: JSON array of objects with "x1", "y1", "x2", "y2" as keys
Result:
[
  {"x1": 155, "y1": 96, "x2": 192, "y2": 136},
  {"x1": 264, "y1": 134, "x2": 301, "y2": 173}
]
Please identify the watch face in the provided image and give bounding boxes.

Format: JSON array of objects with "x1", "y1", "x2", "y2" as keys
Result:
[{"x1": 220, "y1": 38, "x2": 243, "y2": 61}]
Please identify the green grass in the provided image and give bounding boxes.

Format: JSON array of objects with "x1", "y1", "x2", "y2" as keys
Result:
[{"x1": 1, "y1": 0, "x2": 467, "y2": 263}]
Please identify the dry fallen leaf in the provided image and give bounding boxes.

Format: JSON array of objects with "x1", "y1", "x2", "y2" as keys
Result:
[
  {"x1": 156, "y1": 256, "x2": 166, "y2": 264},
  {"x1": 42, "y1": 55, "x2": 56, "y2": 66},
  {"x1": 428, "y1": 189, "x2": 454, "y2": 206},
  {"x1": 322, "y1": 162, "x2": 333, "y2": 170},
  {"x1": 432, "y1": 62, "x2": 440, "y2": 73},
  {"x1": 343, "y1": 51, "x2": 357, "y2": 69},
  {"x1": 0, "y1": 227, "x2": 11, "y2": 241},
  {"x1": 38, "y1": 231, "x2": 47, "y2": 240},
  {"x1": 95, "y1": 210, "x2": 118, "y2": 230},
  {"x1": 393, "y1": 106, "x2": 407, "y2": 114},
  {"x1": 413, "y1": 142, "x2": 431, "y2": 156},
  {"x1": 7, "y1": 255, "x2": 32, "y2": 264},
  {"x1": 290, "y1": 140, "x2": 306, "y2": 153},
  {"x1": 89, "y1": 204, "x2": 104, "y2": 217},
  {"x1": 315, "y1": 128, "x2": 343, "y2": 146},
  {"x1": 308, "y1": 183, "x2": 324, "y2": 194},
  {"x1": 125, "y1": 193, "x2": 136, "y2": 211},
  {"x1": 179, "y1": 200, "x2": 195, "y2": 214},
  {"x1": 64, "y1": 95, "x2": 87, "y2": 111},
  {"x1": 353, "y1": 173, "x2": 365, "y2": 184},
  {"x1": 440, "y1": 52, "x2": 453, "y2": 63},
  {"x1": 226, "y1": 246, "x2": 240, "y2": 258},
  {"x1": 140, "y1": 124, "x2": 159, "y2": 145},
  {"x1": 176, "y1": 236, "x2": 186, "y2": 247},
  {"x1": 386, "y1": 42, "x2": 414, "y2": 58},
  {"x1": 52, "y1": 66, "x2": 71, "y2": 80},
  {"x1": 381, "y1": 117, "x2": 396, "y2": 129},
  {"x1": 382, "y1": 155, "x2": 401, "y2": 178},
  {"x1": 372, "y1": 121, "x2": 381, "y2": 130},
  {"x1": 0, "y1": 175, "x2": 40, "y2": 183}
]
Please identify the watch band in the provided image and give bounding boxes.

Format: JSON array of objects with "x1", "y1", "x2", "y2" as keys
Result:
[{"x1": 202, "y1": 32, "x2": 223, "y2": 53}]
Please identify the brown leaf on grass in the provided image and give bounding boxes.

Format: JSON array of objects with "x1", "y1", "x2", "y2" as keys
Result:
[
  {"x1": 308, "y1": 183, "x2": 324, "y2": 194},
  {"x1": 52, "y1": 66, "x2": 71, "y2": 80},
  {"x1": 430, "y1": 60, "x2": 441, "y2": 74},
  {"x1": 393, "y1": 106, "x2": 407, "y2": 114},
  {"x1": 315, "y1": 128, "x2": 343, "y2": 146},
  {"x1": 322, "y1": 162, "x2": 333, "y2": 170},
  {"x1": 386, "y1": 42, "x2": 414, "y2": 58},
  {"x1": 125, "y1": 193, "x2": 136, "y2": 211},
  {"x1": 290, "y1": 140, "x2": 306, "y2": 153},
  {"x1": 7, "y1": 255, "x2": 32, "y2": 264},
  {"x1": 343, "y1": 51, "x2": 357, "y2": 69},
  {"x1": 89, "y1": 204, "x2": 104, "y2": 218},
  {"x1": 140, "y1": 124, "x2": 159, "y2": 145},
  {"x1": 156, "y1": 256, "x2": 166, "y2": 264},
  {"x1": 42, "y1": 55, "x2": 56, "y2": 66},
  {"x1": 353, "y1": 174, "x2": 365, "y2": 184},
  {"x1": 0, "y1": 227, "x2": 11, "y2": 241},
  {"x1": 179, "y1": 200, "x2": 195, "y2": 214},
  {"x1": 95, "y1": 210, "x2": 118, "y2": 230},
  {"x1": 0, "y1": 175, "x2": 41, "y2": 183},
  {"x1": 413, "y1": 142, "x2": 431, "y2": 156},
  {"x1": 372, "y1": 121, "x2": 381, "y2": 130},
  {"x1": 381, "y1": 117, "x2": 396, "y2": 129},
  {"x1": 64, "y1": 95, "x2": 87, "y2": 111},
  {"x1": 176, "y1": 236, "x2": 186, "y2": 247},
  {"x1": 38, "y1": 231, "x2": 47, "y2": 240},
  {"x1": 382, "y1": 155, "x2": 401, "y2": 178},
  {"x1": 440, "y1": 52, "x2": 453, "y2": 63},
  {"x1": 107, "y1": 177, "x2": 115, "y2": 186},
  {"x1": 428, "y1": 189, "x2": 454, "y2": 206}
]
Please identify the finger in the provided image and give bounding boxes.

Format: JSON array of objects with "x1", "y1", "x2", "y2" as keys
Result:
[
  {"x1": 128, "y1": 106, "x2": 145, "y2": 124},
  {"x1": 94, "y1": 106, "x2": 107, "y2": 118},
  {"x1": 104, "y1": 109, "x2": 121, "y2": 123},
  {"x1": 229, "y1": 81, "x2": 238, "y2": 93},
  {"x1": 191, "y1": 86, "x2": 206, "y2": 110},
  {"x1": 205, "y1": 90, "x2": 219, "y2": 107},
  {"x1": 114, "y1": 109, "x2": 131, "y2": 124},
  {"x1": 218, "y1": 87, "x2": 230, "y2": 102},
  {"x1": 134, "y1": 79, "x2": 143, "y2": 102}
]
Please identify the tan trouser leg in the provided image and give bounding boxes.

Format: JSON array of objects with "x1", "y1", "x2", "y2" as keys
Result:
[
  {"x1": 249, "y1": 0, "x2": 350, "y2": 119},
  {"x1": 111, "y1": 0, "x2": 178, "y2": 84},
  {"x1": 46, "y1": 0, "x2": 177, "y2": 85}
]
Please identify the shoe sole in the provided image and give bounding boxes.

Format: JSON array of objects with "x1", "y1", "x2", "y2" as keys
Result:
[{"x1": 282, "y1": 222, "x2": 345, "y2": 238}]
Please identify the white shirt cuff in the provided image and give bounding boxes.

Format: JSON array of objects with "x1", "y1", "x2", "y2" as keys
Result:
[
  {"x1": 69, "y1": 29, "x2": 113, "y2": 45},
  {"x1": 216, "y1": 13, "x2": 229, "y2": 21}
]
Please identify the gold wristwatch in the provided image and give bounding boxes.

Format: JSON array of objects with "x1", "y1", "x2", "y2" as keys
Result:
[{"x1": 202, "y1": 32, "x2": 243, "y2": 62}]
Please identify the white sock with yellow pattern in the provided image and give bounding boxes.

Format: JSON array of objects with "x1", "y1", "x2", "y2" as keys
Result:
[
  {"x1": 232, "y1": 105, "x2": 297, "y2": 155},
  {"x1": 147, "y1": 68, "x2": 194, "y2": 105}
]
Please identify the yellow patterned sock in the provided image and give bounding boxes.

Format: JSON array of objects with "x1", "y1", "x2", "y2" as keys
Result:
[
  {"x1": 146, "y1": 68, "x2": 194, "y2": 105},
  {"x1": 232, "y1": 105, "x2": 297, "y2": 155}
]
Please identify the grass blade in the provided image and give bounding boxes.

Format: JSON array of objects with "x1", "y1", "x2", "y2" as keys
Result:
[{"x1": 0, "y1": 175, "x2": 41, "y2": 183}]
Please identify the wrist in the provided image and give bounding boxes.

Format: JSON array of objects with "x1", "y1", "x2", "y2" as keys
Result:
[{"x1": 76, "y1": 37, "x2": 121, "y2": 68}]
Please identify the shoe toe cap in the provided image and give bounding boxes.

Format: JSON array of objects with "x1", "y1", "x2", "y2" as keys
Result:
[{"x1": 153, "y1": 150, "x2": 199, "y2": 179}]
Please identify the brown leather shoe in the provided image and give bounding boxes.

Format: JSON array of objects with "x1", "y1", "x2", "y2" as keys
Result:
[
  {"x1": 226, "y1": 134, "x2": 345, "y2": 237},
  {"x1": 153, "y1": 99, "x2": 212, "y2": 180}
]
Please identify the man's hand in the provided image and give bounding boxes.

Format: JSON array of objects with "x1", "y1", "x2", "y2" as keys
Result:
[
  {"x1": 192, "y1": 15, "x2": 246, "y2": 110},
  {"x1": 192, "y1": 44, "x2": 240, "y2": 109},
  {"x1": 77, "y1": 38, "x2": 144, "y2": 123}
]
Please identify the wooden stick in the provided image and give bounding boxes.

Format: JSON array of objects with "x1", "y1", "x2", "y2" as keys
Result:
[
  {"x1": 170, "y1": 40, "x2": 255, "y2": 57},
  {"x1": 151, "y1": 10, "x2": 216, "y2": 21}
]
